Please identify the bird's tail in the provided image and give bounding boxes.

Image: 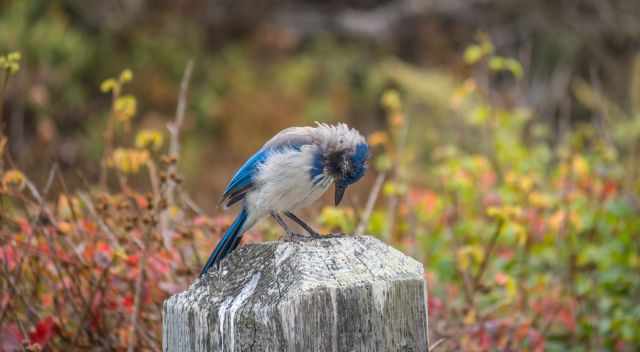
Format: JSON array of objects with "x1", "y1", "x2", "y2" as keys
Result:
[{"x1": 200, "y1": 209, "x2": 248, "y2": 277}]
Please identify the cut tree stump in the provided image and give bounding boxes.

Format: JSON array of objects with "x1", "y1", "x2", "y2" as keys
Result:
[{"x1": 163, "y1": 235, "x2": 429, "y2": 351}]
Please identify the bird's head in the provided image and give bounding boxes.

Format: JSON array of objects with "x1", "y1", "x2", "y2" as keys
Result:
[
  {"x1": 329, "y1": 142, "x2": 369, "y2": 205},
  {"x1": 311, "y1": 123, "x2": 369, "y2": 205}
]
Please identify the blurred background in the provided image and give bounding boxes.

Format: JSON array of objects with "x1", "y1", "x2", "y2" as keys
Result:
[
  {"x1": 3, "y1": 0, "x2": 639, "y2": 205},
  {"x1": 1, "y1": 0, "x2": 640, "y2": 351}
]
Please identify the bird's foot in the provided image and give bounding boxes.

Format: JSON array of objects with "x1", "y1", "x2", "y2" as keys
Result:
[
  {"x1": 325, "y1": 232, "x2": 346, "y2": 238},
  {"x1": 282, "y1": 232, "x2": 307, "y2": 242},
  {"x1": 305, "y1": 230, "x2": 324, "y2": 239}
]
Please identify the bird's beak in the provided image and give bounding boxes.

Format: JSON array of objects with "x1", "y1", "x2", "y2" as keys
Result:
[{"x1": 335, "y1": 184, "x2": 346, "y2": 206}]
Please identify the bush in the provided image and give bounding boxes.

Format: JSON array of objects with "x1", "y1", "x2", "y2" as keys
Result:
[{"x1": 2, "y1": 36, "x2": 640, "y2": 351}]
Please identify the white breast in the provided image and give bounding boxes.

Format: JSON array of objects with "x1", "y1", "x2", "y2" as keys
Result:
[{"x1": 245, "y1": 146, "x2": 332, "y2": 217}]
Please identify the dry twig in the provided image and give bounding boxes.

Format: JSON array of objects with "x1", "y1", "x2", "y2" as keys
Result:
[
  {"x1": 127, "y1": 226, "x2": 151, "y2": 352},
  {"x1": 355, "y1": 172, "x2": 386, "y2": 235},
  {"x1": 160, "y1": 60, "x2": 195, "y2": 247}
]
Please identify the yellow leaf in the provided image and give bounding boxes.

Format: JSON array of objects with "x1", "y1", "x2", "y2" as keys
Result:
[
  {"x1": 318, "y1": 206, "x2": 355, "y2": 232},
  {"x1": 472, "y1": 155, "x2": 490, "y2": 170},
  {"x1": 487, "y1": 205, "x2": 522, "y2": 221},
  {"x1": 487, "y1": 207, "x2": 501, "y2": 218},
  {"x1": 100, "y1": 78, "x2": 118, "y2": 93},
  {"x1": 548, "y1": 210, "x2": 566, "y2": 232},
  {"x1": 572, "y1": 156, "x2": 589, "y2": 178},
  {"x1": 113, "y1": 248, "x2": 128, "y2": 261},
  {"x1": 135, "y1": 129, "x2": 164, "y2": 150},
  {"x1": 168, "y1": 205, "x2": 182, "y2": 220},
  {"x1": 505, "y1": 58, "x2": 523, "y2": 78},
  {"x1": 456, "y1": 245, "x2": 484, "y2": 271},
  {"x1": 528, "y1": 191, "x2": 553, "y2": 208},
  {"x1": 367, "y1": 131, "x2": 388, "y2": 147},
  {"x1": 57, "y1": 195, "x2": 83, "y2": 219},
  {"x1": 518, "y1": 176, "x2": 534, "y2": 193},
  {"x1": 7, "y1": 52, "x2": 21, "y2": 61},
  {"x1": 119, "y1": 69, "x2": 133, "y2": 83},
  {"x1": 463, "y1": 309, "x2": 476, "y2": 325},
  {"x1": 478, "y1": 33, "x2": 494, "y2": 55},
  {"x1": 57, "y1": 221, "x2": 74, "y2": 235},
  {"x1": 113, "y1": 95, "x2": 137, "y2": 122},
  {"x1": 109, "y1": 148, "x2": 149, "y2": 174},
  {"x1": 505, "y1": 275, "x2": 517, "y2": 299},
  {"x1": 467, "y1": 105, "x2": 490, "y2": 125},
  {"x1": 463, "y1": 45, "x2": 483, "y2": 64},
  {"x1": 505, "y1": 170, "x2": 517, "y2": 185},
  {"x1": 1, "y1": 51, "x2": 21, "y2": 74},
  {"x1": 489, "y1": 56, "x2": 505, "y2": 71},
  {"x1": 374, "y1": 154, "x2": 392, "y2": 172},
  {"x1": 511, "y1": 223, "x2": 528, "y2": 246},
  {"x1": 383, "y1": 181, "x2": 397, "y2": 196},
  {"x1": 2, "y1": 169, "x2": 26, "y2": 191},
  {"x1": 381, "y1": 90, "x2": 401, "y2": 112}
]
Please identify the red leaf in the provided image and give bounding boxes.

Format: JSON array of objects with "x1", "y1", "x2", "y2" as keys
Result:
[
  {"x1": 135, "y1": 195, "x2": 148, "y2": 209},
  {"x1": 81, "y1": 219, "x2": 98, "y2": 236},
  {"x1": 427, "y1": 296, "x2": 444, "y2": 316},
  {"x1": 18, "y1": 218, "x2": 33, "y2": 237},
  {"x1": 122, "y1": 295, "x2": 134, "y2": 313},
  {"x1": 558, "y1": 307, "x2": 576, "y2": 332},
  {"x1": 0, "y1": 246, "x2": 17, "y2": 270},
  {"x1": 494, "y1": 272, "x2": 509, "y2": 286},
  {"x1": 126, "y1": 254, "x2": 140, "y2": 267},
  {"x1": 40, "y1": 293, "x2": 54, "y2": 308},
  {"x1": 97, "y1": 242, "x2": 111, "y2": 254},
  {"x1": 601, "y1": 180, "x2": 618, "y2": 200},
  {"x1": 474, "y1": 328, "x2": 492, "y2": 350},
  {"x1": 29, "y1": 317, "x2": 57, "y2": 346}
]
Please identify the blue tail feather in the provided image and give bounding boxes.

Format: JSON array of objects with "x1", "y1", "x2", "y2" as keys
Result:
[{"x1": 200, "y1": 209, "x2": 248, "y2": 276}]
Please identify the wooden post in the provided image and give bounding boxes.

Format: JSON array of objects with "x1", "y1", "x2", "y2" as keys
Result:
[{"x1": 163, "y1": 235, "x2": 429, "y2": 351}]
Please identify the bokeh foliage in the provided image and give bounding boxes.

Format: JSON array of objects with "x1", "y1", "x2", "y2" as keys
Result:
[{"x1": 2, "y1": 1, "x2": 640, "y2": 351}]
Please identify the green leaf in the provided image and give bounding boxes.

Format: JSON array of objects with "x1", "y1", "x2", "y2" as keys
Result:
[
  {"x1": 489, "y1": 56, "x2": 505, "y2": 71},
  {"x1": 464, "y1": 45, "x2": 484, "y2": 64},
  {"x1": 504, "y1": 58, "x2": 523, "y2": 78},
  {"x1": 100, "y1": 78, "x2": 118, "y2": 93}
]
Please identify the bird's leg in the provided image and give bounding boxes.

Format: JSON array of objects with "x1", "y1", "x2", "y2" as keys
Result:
[
  {"x1": 271, "y1": 212, "x2": 299, "y2": 241},
  {"x1": 284, "y1": 211, "x2": 322, "y2": 238}
]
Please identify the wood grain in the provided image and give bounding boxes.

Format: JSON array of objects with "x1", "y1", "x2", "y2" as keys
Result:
[{"x1": 163, "y1": 235, "x2": 429, "y2": 351}]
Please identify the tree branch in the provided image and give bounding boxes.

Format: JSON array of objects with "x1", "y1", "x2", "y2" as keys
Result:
[
  {"x1": 160, "y1": 60, "x2": 195, "y2": 248},
  {"x1": 355, "y1": 172, "x2": 386, "y2": 235}
]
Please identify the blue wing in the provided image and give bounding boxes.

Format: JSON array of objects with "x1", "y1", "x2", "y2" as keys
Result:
[
  {"x1": 220, "y1": 149, "x2": 269, "y2": 208},
  {"x1": 220, "y1": 127, "x2": 316, "y2": 208}
]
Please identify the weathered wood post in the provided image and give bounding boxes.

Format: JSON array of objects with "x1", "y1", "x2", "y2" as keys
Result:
[{"x1": 163, "y1": 235, "x2": 429, "y2": 351}]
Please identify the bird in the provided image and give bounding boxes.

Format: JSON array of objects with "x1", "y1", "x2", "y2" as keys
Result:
[{"x1": 200, "y1": 122, "x2": 369, "y2": 276}]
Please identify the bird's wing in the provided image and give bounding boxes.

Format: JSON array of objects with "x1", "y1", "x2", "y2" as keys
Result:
[
  {"x1": 221, "y1": 126, "x2": 316, "y2": 208},
  {"x1": 220, "y1": 149, "x2": 270, "y2": 208}
]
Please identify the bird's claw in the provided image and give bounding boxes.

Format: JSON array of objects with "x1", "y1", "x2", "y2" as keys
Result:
[
  {"x1": 282, "y1": 232, "x2": 306, "y2": 242},
  {"x1": 282, "y1": 231, "x2": 328, "y2": 242}
]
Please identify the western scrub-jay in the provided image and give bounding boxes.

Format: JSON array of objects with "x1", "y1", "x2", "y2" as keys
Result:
[{"x1": 200, "y1": 123, "x2": 368, "y2": 276}]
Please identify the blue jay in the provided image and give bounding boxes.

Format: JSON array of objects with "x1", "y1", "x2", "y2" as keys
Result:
[{"x1": 200, "y1": 123, "x2": 368, "y2": 276}]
